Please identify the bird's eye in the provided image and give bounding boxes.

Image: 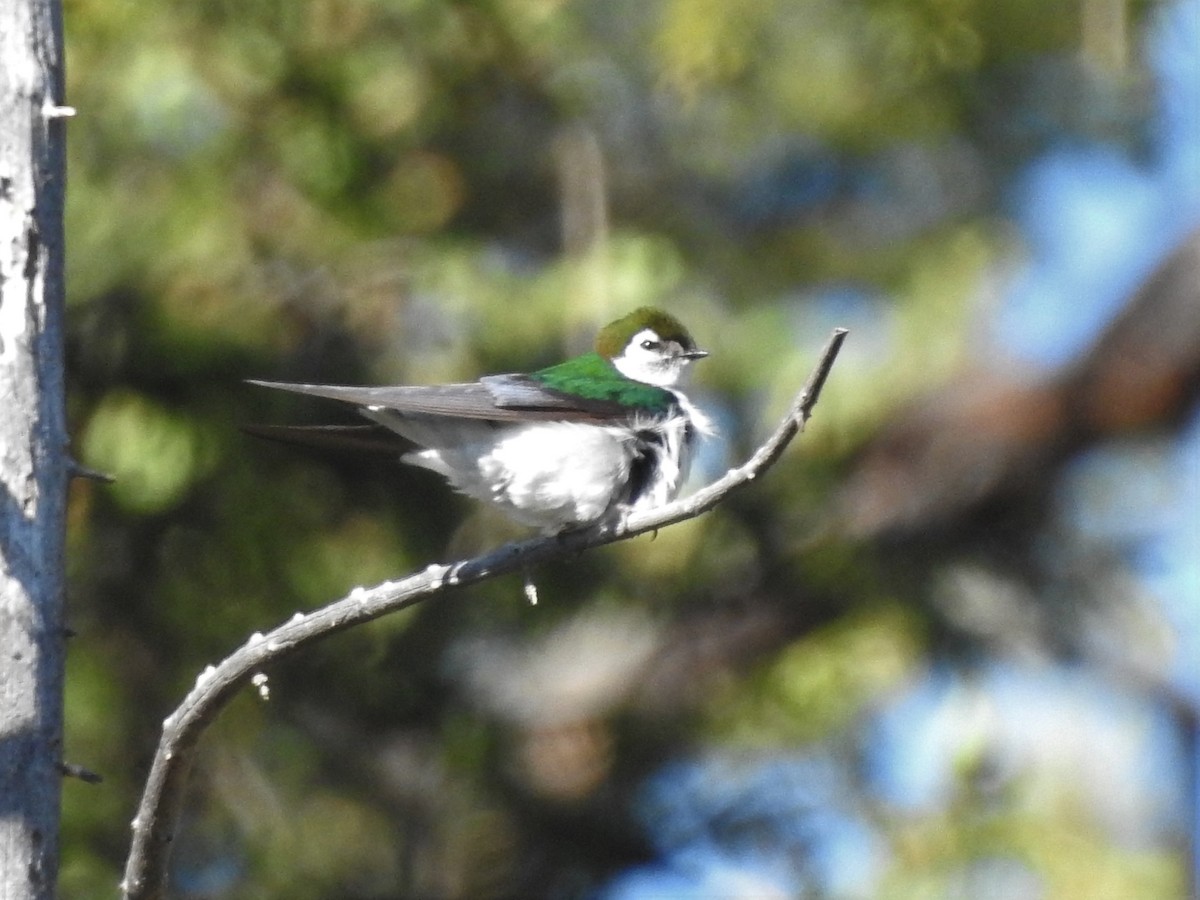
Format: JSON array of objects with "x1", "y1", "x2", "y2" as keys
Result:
[{"x1": 640, "y1": 339, "x2": 661, "y2": 351}]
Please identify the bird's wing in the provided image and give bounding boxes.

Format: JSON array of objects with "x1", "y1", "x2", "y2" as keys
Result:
[
  {"x1": 480, "y1": 374, "x2": 636, "y2": 420},
  {"x1": 248, "y1": 379, "x2": 624, "y2": 422}
]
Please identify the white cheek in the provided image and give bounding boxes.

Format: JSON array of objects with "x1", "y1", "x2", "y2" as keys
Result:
[
  {"x1": 614, "y1": 352, "x2": 684, "y2": 387},
  {"x1": 614, "y1": 354, "x2": 653, "y2": 383},
  {"x1": 611, "y1": 328, "x2": 700, "y2": 387}
]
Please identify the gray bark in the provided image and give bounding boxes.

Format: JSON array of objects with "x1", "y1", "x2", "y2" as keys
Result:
[{"x1": 0, "y1": 0, "x2": 69, "y2": 897}]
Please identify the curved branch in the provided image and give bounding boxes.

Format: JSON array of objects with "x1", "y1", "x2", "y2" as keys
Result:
[{"x1": 120, "y1": 327, "x2": 848, "y2": 900}]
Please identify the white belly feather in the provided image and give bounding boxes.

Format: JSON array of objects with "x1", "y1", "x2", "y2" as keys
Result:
[{"x1": 365, "y1": 407, "x2": 702, "y2": 532}]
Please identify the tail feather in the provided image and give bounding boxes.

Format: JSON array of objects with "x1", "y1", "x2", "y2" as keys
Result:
[{"x1": 240, "y1": 423, "x2": 407, "y2": 457}]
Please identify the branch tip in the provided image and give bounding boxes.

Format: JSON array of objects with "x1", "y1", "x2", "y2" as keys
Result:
[{"x1": 42, "y1": 100, "x2": 76, "y2": 119}]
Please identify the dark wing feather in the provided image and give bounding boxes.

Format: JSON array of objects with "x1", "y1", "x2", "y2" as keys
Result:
[
  {"x1": 480, "y1": 374, "x2": 635, "y2": 420},
  {"x1": 248, "y1": 379, "x2": 624, "y2": 422},
  {"x1": 241, "y1": 423, "x2": 407, "y2": 456}
]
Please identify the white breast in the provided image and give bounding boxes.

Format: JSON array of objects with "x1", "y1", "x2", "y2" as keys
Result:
[
  {"x1": 369, "y1": 399, "x2": 712, "y2": 533},
  {"x1": 485, "y1": 422, "x2": 641, "y2": 528},
  {"x1": 396, "y1": 421, "x2": 632, "y2": 531}
]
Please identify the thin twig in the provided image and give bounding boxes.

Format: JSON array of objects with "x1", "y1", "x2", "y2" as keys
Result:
[
  {"x1": 67, "y1": 457, "x2": 116, "y2": 484},
  {"x1": 120, "y1": 328, "x2": 848, "y2": 900},
  {"x1": 58, "y1": 761, "x2": 104, "y2": 784}
]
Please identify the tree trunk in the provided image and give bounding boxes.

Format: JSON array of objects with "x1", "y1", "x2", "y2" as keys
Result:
[{"x1": 0, "y1": 0, "x2": 69, "y2": 896}]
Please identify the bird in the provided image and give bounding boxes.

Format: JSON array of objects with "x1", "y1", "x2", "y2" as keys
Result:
[{"x1": 248, "y1": 307, "x2": 713, "y2": 533}]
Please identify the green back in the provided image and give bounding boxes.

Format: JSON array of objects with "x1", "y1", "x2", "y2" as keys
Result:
[{"x1": 532, "y1": 352, "x2": 678, "y2": 413}]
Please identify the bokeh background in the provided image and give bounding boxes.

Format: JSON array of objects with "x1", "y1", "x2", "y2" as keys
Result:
[{"x1": 61, "y1": 0, "x2": 1200, "y2": 896}]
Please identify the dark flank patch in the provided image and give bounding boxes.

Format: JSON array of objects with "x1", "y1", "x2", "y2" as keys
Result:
[{"x1": 624, "y1": 428, "x2": 666, "y2": 505}]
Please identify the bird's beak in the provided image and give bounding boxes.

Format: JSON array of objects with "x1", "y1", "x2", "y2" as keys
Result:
[{"x1": 682, "y1": 348, "x2": 709, "y2": 360}]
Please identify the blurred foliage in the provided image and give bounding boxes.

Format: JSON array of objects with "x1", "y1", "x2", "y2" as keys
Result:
[{"x1": 57, "y1": 0, "x2": 1192, "y2": 897}]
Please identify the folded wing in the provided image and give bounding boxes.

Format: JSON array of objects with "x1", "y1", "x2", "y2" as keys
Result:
[{"x1": 248, "y1": 378, "x2": 633, "y2": 423}]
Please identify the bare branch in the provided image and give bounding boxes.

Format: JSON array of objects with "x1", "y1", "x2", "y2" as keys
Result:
[{"x1": 120, "y1": 327, "x2": 848, "y2": 900}]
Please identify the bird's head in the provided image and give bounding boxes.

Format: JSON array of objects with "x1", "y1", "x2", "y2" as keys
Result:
[{"x1": 596, "y1": 307, "x2": 708, "y2": 387}]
